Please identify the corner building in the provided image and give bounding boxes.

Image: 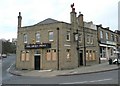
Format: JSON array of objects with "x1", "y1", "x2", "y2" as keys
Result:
[{"x1": 16, "y1": 5, "x2": 99, "y2": 70}]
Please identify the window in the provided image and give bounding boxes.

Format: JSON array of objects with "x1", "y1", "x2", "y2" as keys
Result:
[
  {"x1": 115, "y1": 35, "x2": 118, "y2": 42},
  {"x1": 36, "y1": 33, "x2": 40, "y2": 42},
  {"x1": 91, "y1": 35, "x2": 93, "y2": 44},
  {"x1": 86, "y1": 50, "x2": 89, "y2": 61},
  {"x1": 21, "y1": 51, "x2": 25, "y2": 61},
  {"x1": 20, "y1": 51, "x2": 30, "y2": 61},
  {"x1": 111, "y1": 34, "x2": 114, "y2": 41},
  {"x1": 66, "y1": 31, "x2": 70, "y2": 41},
  {"x1": 66, "y1": 49, "x2": 70, "y2": 59},
  {"x1": 24, "y1": 34, "x2": 27, "y2": 43},
  {"x1": 100, "y1": 31, "x2": 103, "y2": 39},
  {"x1": 49, "y1": 31, "x2": 53, "y2": 41},
  {"x1": 26, "y1": 51, "x2": 30, "y2": 61},
  {"x1": 92, "y1": 51, "x2": 96, "y2": 60},
  {"x1": 106, "y1": 32, "x2": 109, "y2": 40},
  {"x1": 46, "y1": 49, "x2": 51, "y2": 61},
  {"x1": 89, "y1": 50, "x2": 92, "y2": 60},
  {"x1": 78, "y1": 34, "x2": 82, "y2": 43},
  {"x1": 87, "y1": 35, "x2": 90, "y2": 44},
  {"x1": 52, "y1": 49, "x2": 57, "y2": 61}
]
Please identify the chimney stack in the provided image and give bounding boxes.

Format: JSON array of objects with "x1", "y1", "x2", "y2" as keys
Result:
[
  {"x1": 70, "y1": 3, "x2": 77, "y2": 26},
  {"x1": 18, "y1": 12, "x2": 22, "y2": 28},
  {"x1": 78, "y1": 12, "x2": 84, "y2": 27}
]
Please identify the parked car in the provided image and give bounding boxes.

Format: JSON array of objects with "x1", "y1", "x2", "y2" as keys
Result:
[
  {"x1": 112, "y1": 58, "x2": 120, "y2": 64},
  {"x1": 2, "y1": 54, "x2": 7, "y2": 58}
]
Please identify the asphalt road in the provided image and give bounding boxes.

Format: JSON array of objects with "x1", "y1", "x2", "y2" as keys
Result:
[
  {"x1": 2, "y1": 54, "x2": 120, "y2": 85},
  {"x1": 2, "y1": 54, "x2": 16, "y2": 81}
]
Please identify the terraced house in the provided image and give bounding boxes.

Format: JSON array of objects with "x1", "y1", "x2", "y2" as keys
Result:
[
  {"x1": 16, "y1": 4, "x2": 103, "y2": 70},
  {"x1": 97, "y1": 25, "x2": 120, "y2": 62}
]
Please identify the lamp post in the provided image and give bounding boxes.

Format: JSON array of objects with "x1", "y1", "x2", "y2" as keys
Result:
[
  {"x1": 57, "y1": 27, "x2": 60, "y2": 70},
  {"x1": 83, "y1": 27, "x2": 86, "y2": 66}
]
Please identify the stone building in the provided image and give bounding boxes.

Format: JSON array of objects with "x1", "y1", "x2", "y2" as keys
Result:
[
  {"x1": 97, "y1": 25, "x2": 120, "y2": 61},
  {"x1": 16, "y1": 4, "x2": 99, "y2": 70}
]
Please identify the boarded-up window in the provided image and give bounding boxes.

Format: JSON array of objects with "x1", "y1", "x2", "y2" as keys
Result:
[
  {"x1": 52, "y1": 49, "x2": 57, "y2": 61},
  {"x1": 26, "y1": 52, "x2": 30, "y2": 61},
  {"x1": 92, "y1": 51, "x2": 96, "y2": 60},
  {"x1": 21, "y1": 51, "x2": 25, "y2": 61},
  {"x1": 46, "y1": 50, "x2": 51, "y2": 61}
]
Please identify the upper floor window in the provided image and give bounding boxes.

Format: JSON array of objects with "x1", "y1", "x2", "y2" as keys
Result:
[
  {"x1": 91, "y1": 35, "x2": 94, "y2": 44},
  {"x1": 87, "y1": 35, "x2": 90, "y2": 44},
  {"x1": 24, "y1": 34, "x2": 27, "y2": 43},
  {"x1": 100, "y1": 31, "x2": 103, "y2": 39},
  {"x1": 115, "y1": 35, "x2": 118, "y2": 42},
  {"x1": 111, "y1": 34, "x2": 114, "y2": 41},
  {"x1": 36, "y1": 33, "x2": 40, "y2": 42},
  {"x1": 49, "y1": 31, "x2": 53, "y2": 41},
  {"x1": 66, "y1": 31, "x2": 70, "y2": 41},
  {"x1": 78, "y1": 33, "x2": 82, "y2": 43},
  {"x1": 106, "y1": 32, "x2": 109, "y2": 40}
]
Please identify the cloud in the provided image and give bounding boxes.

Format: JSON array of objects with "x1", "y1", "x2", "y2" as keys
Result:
[{"x1": 0, "y1": 0, "x2": 119, "y2": 40}]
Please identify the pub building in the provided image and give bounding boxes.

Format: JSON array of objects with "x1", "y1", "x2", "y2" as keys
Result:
[{"x1": 16, "y1": 4, "x2": 99, "y2": 70}]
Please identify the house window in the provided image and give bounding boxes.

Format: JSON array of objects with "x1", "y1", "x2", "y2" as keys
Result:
[
  {"x1": 100, "y1": 31, "x2": 103, "y2": 39},
  {"x1": 106, "y1": 32, "x2": 109, "y2": 40},
  {"x1": 48, "y1": 31, "x2": 53, "y2": 41},
  {"x1": 111, "y1": 34, "x2": 114, "y2": 41},
  {"x1": 87, "y1": 35, "x2": 90, "y2": 44},
  {"x1": 36, "y1": 33, "x2": 40, "y2": 42},
  {"x1": 23, "y1": 34, "x2": 27, "y2": 43},
  {"x1": 66, "y1": 31, "x2": 70, "y2": 41},
  {"x1": 115, "y1": 35, "x2": 117, "y2": 42},
  {"x1": 91, "y1": 35, "x2": 93, "y2": 44}
]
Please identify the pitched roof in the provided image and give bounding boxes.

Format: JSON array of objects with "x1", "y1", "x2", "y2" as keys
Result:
[{"x1": 36, "y1": 18, "x2": 60, "y2": 25}]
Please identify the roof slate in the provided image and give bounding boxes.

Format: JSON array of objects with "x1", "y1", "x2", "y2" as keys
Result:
[{"x1": 36, "y1": 18, "x2": 60, "y2": 25}]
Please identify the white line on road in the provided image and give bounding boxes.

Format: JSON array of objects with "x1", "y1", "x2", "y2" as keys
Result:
[
  {"x1": 60, "y1": 78, "x2": 112, "y2": 84},
  {"x1": 7, "y1": 63, "x2": 14, "y2": 72}
]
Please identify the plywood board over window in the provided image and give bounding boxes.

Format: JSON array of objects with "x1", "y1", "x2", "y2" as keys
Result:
[
  {"x1": 52, "y1": 49, "x2": 57, "y2": 61},
  {"x1": 93, "y1": 51, "x2": 96, "y2": 60},
  {"x1": 46, "y1": 50, "x2": 51, "y2": 61},
  {"x1": 26, "y1": 52, "x2": 30, "y2": 61},
  {"x1": 21, "y1": 51, "x2": 25, "y2": 61}
]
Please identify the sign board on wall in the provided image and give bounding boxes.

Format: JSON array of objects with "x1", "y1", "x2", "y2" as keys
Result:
[{"x1": 25, "y1": 43, "x2": 51, "y2": 49}]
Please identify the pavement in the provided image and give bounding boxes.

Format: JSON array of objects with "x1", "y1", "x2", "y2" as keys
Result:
[{"x1": 9, "y1": 62, "x2": 119, "y2": 77}]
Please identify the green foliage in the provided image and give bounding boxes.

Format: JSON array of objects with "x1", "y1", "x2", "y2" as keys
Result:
[{"x1": 2, "y1": 41, "x2": 16, "y2": 54}]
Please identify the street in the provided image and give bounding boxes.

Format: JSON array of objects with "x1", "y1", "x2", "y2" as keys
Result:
[{"x1": 2, "y1": 54, "x2": 119, "y2": 85}]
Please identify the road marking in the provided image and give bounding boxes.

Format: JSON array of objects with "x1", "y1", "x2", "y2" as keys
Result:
[
  {"x1": 89, "y1": 78, "x2": 112, "y2": 83},
  {"x1": 60, "y1": 81, "x2": 88, "y2": 84},
  {"x1": 7, "y1": 63, "x2": 14, "y2": 72},
  {"x1": 60, "y1": 78, "x2": 112, "y2": 84}
]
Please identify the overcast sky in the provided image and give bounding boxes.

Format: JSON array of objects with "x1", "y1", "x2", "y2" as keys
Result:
[{"x1": 0, "y1": 0, "x2": 119, "y2": 41}]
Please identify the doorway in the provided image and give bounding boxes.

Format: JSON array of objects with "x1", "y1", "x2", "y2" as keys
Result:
[
  {"x1": 79, "y1": 50, "x2": 83, "y2": 66},
  {"x1": 34, "y1": 55, "x2": 40, "y2": 70}
]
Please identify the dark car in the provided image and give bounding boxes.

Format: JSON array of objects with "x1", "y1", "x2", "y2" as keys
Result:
[{"x1": 112, "y1": 58, "x2": 120, "y2": 64}]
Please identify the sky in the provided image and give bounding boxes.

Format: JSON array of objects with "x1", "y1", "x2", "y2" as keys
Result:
[{"x1": 0, "y1": 0, "x2": 119, "y2": 41}]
